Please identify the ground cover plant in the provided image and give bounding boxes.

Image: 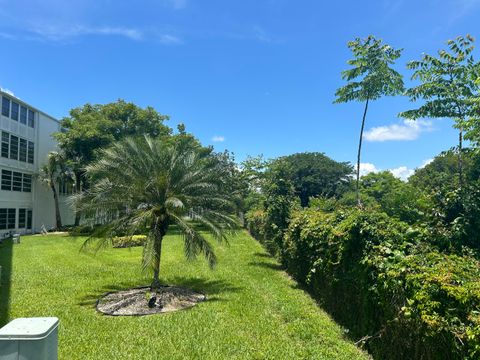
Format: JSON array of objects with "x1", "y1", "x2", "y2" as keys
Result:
[{"x1": 0, "y1": 233, "x2": 367, "y2": 360}]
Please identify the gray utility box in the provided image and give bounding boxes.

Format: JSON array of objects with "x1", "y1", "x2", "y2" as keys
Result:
[{"x1": 0, "y1": 317, "x2": 59, "y2": 360}]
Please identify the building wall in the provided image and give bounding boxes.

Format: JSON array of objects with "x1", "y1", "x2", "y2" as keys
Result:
[{"x1": 0, "y1": 91, "x2": 74, "y2": 238}]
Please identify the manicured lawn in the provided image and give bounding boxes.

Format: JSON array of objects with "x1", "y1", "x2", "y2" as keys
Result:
[{"x1": 0, "y1": 231, "x2": 368, "y2": 359}]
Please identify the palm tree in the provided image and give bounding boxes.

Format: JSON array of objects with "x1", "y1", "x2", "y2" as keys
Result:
[
  {"x1": 39, "y1": 151, "x2": 69, "y2": 229},
  {"x1": 73, "y1": 136, "x2": 237, "y2": 289}
]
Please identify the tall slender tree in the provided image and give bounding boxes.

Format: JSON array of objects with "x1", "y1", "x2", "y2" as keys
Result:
[
  {"x1": 400, "y1": 35, "x2": 479, "y2": 187},
  {"x1": 39, "y1": 151, "x2": 70, "y2": 229},
  {"x1": 73, "y1": 136, "x2": 237, "y2": 289},
  {"x1": 335, "y1": 35, "x2": 404, "y2": 206}
]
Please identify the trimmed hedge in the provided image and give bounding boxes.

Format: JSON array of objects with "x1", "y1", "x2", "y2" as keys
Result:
[
  {"x1": 112, "y1": 235, "x2": 147, "y2": 248},
  {"x1": 249, "y1": 207, "x2": 480, "y2": 359}
]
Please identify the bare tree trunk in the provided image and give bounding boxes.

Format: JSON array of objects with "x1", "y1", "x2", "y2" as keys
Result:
[
  {"x1": 458, "y1": 128, "x2": 464, "y2": 188},
  {"x1": 150, "y1": 219, "x2": 164, "y2": 289},
  {"x1": 51, "y1": 183, "x2": 62, "y2": 229},
  {"x1": 356, "y1": 98, "x2": 369, "y2": 207}
]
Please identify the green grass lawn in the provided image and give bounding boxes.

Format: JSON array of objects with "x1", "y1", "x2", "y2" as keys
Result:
[{"x1": 0, "y1": 231, "x2": 368, "y2": 359}]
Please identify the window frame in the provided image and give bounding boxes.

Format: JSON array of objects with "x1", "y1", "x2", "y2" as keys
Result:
[
  {"x1": 19, "y1": 106, "x2": 27, "y2": 125},
  {"x1": 9, "y1": 135, "x2": 18, "y2": 160},
  {"x1": 1, "y1": 170, "x2": 12, "y2": 191},
  {"x1": 1, "y1": 97, "x2": 10, "y2": 117},
  {"x1": 11, "y1": 102, "x2": 19, "y2": 121}
]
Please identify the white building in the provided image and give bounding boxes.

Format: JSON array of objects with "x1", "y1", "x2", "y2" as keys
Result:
[{"x1": 0, "y1": 90, "x2": 74, "y2": 237}]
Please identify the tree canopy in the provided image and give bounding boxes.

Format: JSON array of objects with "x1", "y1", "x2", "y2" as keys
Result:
[{"x1": 266, "y1": 152, "x2": 353, "y2": 207}]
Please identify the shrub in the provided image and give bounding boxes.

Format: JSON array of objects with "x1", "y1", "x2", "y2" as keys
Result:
[
  {"x1": 245, "y1": 209, "x2": 267, "y2": 241},
  {"x1": 68, "y1": 224, "x2": 99, "y2": 236},
  {"x1": 112, "y1": 235, "x2": 147, "y2": 248},
  {"x1": 282, "y1": 207, "x2": 480, "y2": 359}
]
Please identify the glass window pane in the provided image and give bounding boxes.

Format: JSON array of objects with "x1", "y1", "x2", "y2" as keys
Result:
[
  {"x1": 22, "y1": 174, "x2": 31, "y2": 192},
  {"x1": 11, "y1": 102, "x2": 19, "y2": 121},
  {"x1": 27, "y1": 210, "x2": 32, "y2": 229},
  {"x1": 27, "y1": 141, "x2": 34, "y2": 164},
  {"x1": 18, "y1": 209, "x2": 26, "y2": 228},
  {"x1": 7, "y1": 208, "x2": 16, "y2": 229},
  {"x1": 20, "y1": 106, "x2": 27, "y2": 124},
  {"x1": 12, "y1": 172, "x2": 22, "y2": 191},
  {"x1": 1, "y1": 170, "x2": 12, "y2": 191},
  {"x1": 1, "y1": 97, "x2": 10, "y2": 117},
  {"x1": 1, "y1": 132, "x2": 9, "y2": 158},
  {"x1": 19, "y1": 138, "x2": 27, "y2": 162},
  {"x1": 0, "y1": 209, "x2": 7, "y2": 230},
  {"x1": 9, "y1": 135, "x2": 18, "y2": 160},
  {"x1": 28, "y1": 110, "x2": 35, "y2": 128}
]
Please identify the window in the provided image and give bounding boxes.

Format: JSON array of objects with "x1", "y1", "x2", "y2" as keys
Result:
[
  {"x1": 27, "y1": 210, "x2": 32, "y2": 229},
  {"x1": 28, "y1": 110, "x2": 35, "y2": 128},
  {"x1": 1, "y1": 170, "x2": 32, "y2": 192},
  {"x1": 18, "y1": 209, "x2": 26, "y2": 228},
  {"x1": 1, "y1": 170, "x2": 12, "y2": 190},
  {"x1": 20, "y1": 106, "x2": 27, "y2": 125},
  {"x1": 1, "y1": 132, "x2": 8, "y2": 158},
  {"x1": 11, "y1": 102, "x2": 19, "y2": 121},
  {"x1": 0, "y1": 208, "x2": 16, "y2": 230},
  {"x1": 23, "y1": 174, "x2": 31, "y2": 192},
  {"x1": 1, "y1": 97, "x2": 10, "y2": 117},
  {"x1": 27, "y1": 141, "x2": 34, "y2": 164},
  {"x1": 19, "y1": 138, "x2": 27, "y2": 162},
  {"x1": 12, "y1": 172, "x2": 22, "y2": 191},
  {"x1": 7, "y1": 208, "x2": 15, "y2": 229},
  {"x1": 59, "y1": 179, "x2": 74, "y2": 195},
  {"x1": 0, "y1": 209, "x2": 7, "y2": 230},
  {"x1": 9, "y1": 135, "x2": 18, "y2": 160},
  {"x1": 0, "y1": 132, "x2": 34, "y2": 164}
]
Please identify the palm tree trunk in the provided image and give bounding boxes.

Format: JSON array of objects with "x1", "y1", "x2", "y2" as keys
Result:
[
  {"x1": 51, "y1": 183, "x2": 62, "y2": 229},
  {"x1": 356, "y1": 98, "x2": 369, "y2": 206},
  {"x1": 150, "y1": 220, "x2": 164, "y2": 289}
]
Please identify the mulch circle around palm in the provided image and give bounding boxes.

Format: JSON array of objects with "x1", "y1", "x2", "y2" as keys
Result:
[{"x1": 96, "y1": 286, "x2": 206, "y2": 316}]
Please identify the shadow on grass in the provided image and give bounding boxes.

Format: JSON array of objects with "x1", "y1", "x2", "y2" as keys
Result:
[
  {"x1": 79, "y1": 277, "x2": 242, "y2": 308},
  {"x1": 167, "y1": 276, "x2": 242, "y2": 302},
  {"x1": 0, "y1": 238, "x2": 13, "y2": 326},
  {"x1": 248, "y1": 261, "x2": 283, "y2": 271},
  {"x1": 248, "y1": 251, "x2": 283, "y2": 271}
]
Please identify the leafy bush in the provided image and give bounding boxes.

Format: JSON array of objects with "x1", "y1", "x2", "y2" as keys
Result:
[
  {"x1": 111, "y1": 235, "x2": 147, "y2": 248},
  {"x1": 68, "y1": 224, "x2": 99, "y2": 236},
  {"x1": 245, "y1": 209, "x2": 267, "y2": 241},
  {"x1": 281, "y1": 207, "x2": 480, "y2": 359}
]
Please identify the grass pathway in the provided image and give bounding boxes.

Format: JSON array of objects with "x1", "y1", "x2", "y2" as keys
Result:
[{"x1": 0, "y1": 231, "x2": 368, "y2": 359}]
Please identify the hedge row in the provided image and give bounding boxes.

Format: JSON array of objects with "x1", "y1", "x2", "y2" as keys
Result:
[
  {"x1": 246, "y1": 207, "x2": 480, "y2": 359},
  {"x1": 111, "y1": 235, "x2": 147, "y2": 248}
]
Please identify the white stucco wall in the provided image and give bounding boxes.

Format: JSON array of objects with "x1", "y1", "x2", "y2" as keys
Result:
[{"x1": 0, "y1": 91, "x2": 74, "y2": 237}]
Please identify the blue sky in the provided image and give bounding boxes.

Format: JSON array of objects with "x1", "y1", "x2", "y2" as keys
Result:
[{"x1": 1, "y1": 0, "x2": 479, "y2": 179}]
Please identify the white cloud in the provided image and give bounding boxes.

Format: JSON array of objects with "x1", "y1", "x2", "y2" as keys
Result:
[
  {"x1": 420, "y1": 158, "x2": 434, "y2": 168},
  {"x1": 212, "y1": 136, "x2": 225, "y2": 143},
  {"x1": 30, "y1": 24, "x2": 143, "y2": 41},
  {"x1": 364, "y1": 119, "x2": 433, "y2": 142},
  {"x1": 356, "y1": 162, "x2": 379, "y2": 177},
  {"x1": 157, "y1": 34, "x2": 182, "y2": 44},
  {"x1": 389, "y1": 166, "x2": 414, "y2": 181}
]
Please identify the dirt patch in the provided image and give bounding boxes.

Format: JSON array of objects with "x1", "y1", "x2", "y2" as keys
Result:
[{"x1": 96, "y1": 286, "x2": 206, "y2": 316}]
